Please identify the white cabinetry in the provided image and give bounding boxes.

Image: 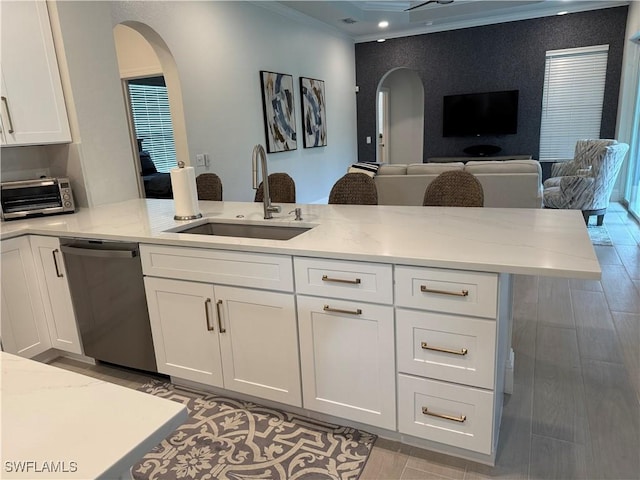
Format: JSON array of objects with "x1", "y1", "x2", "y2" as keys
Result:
[
  {"x1": 30, "y1": 236, "x2": 82, "y2": 354},
  {"x1": 0, "y1": 236, "x2": 51, "y2": 357},
  {"x1": 294, "y1": 257, "x2": 396, "y2": 430},
  {"x1": 144, "y1": 277, "x2": 224, "y2": 387},
  {"x1": 0, "y1": 1, "x2": 70, "y2": 146},
  {"x1": 395, "y1": 265, "x2": 503, "y2": 455},
  {"x1": 141, "y1": 245, "x2": 301, "y2": 407}
]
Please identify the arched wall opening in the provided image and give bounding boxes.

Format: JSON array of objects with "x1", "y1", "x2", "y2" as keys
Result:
[
  {"x1": 377, "y1": 68, "x2": 424, "y2": 164},
  {"x1": 113, "y1": 22, "x2": 190, "y2": 196}
]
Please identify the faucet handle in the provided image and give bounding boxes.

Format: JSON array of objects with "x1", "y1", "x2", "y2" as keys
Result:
[{"x1": 267, "y1": 205, "x2": 282, "y2": 214}]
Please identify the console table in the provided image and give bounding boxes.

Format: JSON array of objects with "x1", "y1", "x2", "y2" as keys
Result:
[{"x1": 427, "y1": 155, "x2": 533, "y2": 163}]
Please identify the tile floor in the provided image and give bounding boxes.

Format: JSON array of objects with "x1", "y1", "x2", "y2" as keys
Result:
[{"x1": 51, "y1": 203, "x2": 640, "y2": 480}]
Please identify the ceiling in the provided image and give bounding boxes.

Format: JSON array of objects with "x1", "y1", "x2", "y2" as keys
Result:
[{"x1": 272, "y1": 0, "x2": 629, "y2": 43}]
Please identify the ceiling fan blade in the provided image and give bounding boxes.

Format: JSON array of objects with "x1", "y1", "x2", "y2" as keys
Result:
[
  {"x1": 405, "y1": 1, "x2": 437, "y2": 12},
  {"x1": 405, "y1": 0, "x2": 454, "y2": 12}
]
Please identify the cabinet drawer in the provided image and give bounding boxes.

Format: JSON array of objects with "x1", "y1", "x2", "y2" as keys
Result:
[
  {"x1": 141, "y1": 244, "x2": 293, "y2": 292},
  {"x1": 398, "y1": 374, "x2": 494, "y2": 455},
  {"x1": 395, "y1": 266, "x2": 497, "y2": 318},
  {"x1": 294, "y1": 257, "x2": 393, "y2": 304},
  {"x1": 396, "y1": 309, "x2": 495, "y2": 389}
]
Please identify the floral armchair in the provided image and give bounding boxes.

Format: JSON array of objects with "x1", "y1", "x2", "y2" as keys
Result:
[{"x1": 543, "y1": 139, "x2": 630, "y2": 225}]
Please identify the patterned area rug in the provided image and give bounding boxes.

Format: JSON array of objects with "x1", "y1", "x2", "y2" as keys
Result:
[
  {"x1": 133, "y1": 380, "x2": 376, "y2": 480},
  {"x1": 587, "y1": 225, "x2": 613, "y2": 246}
]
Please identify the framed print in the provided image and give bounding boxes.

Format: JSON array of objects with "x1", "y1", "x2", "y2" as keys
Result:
[
  {"x1": 300, "y1": 77, "x2": 327, "y2": 148},
  {"x1": 259, "y1": 71, "x2": 297, "y2": 153}
]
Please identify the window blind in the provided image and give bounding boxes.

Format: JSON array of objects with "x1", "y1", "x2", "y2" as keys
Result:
[
  {"x1": 539, "y1": 45, "x2": 609, "y2": 160},
  {"x1": 128, "y1": 80, "x2": 177, "y2": 173}
]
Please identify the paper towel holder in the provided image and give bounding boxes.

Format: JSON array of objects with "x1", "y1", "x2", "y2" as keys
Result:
[{"x1": 173, "y1": 161, "x2": 203, "y2": 221}]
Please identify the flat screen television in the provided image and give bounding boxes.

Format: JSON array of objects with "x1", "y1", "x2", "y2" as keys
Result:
[{"x1": 443, "y1": 90, "x2": 519, "y2": 137}]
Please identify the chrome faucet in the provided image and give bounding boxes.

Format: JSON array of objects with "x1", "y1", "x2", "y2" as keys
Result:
[{"x1": 252, "y1": 144, "x2": 281, "y2": 219}]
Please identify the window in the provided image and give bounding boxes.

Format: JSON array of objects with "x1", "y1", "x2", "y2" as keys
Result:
[
  {"x1": 128, "y1": 76, "x2": 177, "y2": 173},
  {"x1": 539, "y1": 45, "x2": 609, "y2": 160}
]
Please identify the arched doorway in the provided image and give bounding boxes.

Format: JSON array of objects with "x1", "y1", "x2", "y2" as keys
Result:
[
  {"x1": 377, "y1": 68, "x2": 424, "y2": 164},
  {"x1": 113, "y1": 22, "x2": 189, "y2": 198}
]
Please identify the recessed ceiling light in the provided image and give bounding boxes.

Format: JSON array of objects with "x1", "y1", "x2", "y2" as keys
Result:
[
  {"x1": 557, "y1": 11, "x2": 569, "y2": 15},
  {"x1": 377, "y1": 38, "x2": 386, "y2": 43},
  {"x1": 378, "y1": 20, "x2": 389, "y2": 28}
]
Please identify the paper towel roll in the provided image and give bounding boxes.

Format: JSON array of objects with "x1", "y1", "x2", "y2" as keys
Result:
[{"x1": 170, "y1": 163, "x2": 202, "y2": 220}]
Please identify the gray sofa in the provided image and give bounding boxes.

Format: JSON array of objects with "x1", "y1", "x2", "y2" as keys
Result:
[{"x1": 373, "y1": 160, "x2": 543, "y2": 208}]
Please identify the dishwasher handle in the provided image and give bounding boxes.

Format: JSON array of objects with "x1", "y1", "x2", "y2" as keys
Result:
[{"x1": 60, "y1": 244, "x2": 137, "y2": 259}]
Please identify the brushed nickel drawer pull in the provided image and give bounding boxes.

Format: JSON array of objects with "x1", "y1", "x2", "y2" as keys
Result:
[
  {"x1": 216, "y1": 299, "x2": 226, "y2": 333},
  {"x1": 204, "y1": 298, "x2": 214, "y2": 331},
  {"x1": 322, "y1": 275, "x2": 361, "y2": 285},
  {"x1": 1, "y1": 96, "x2": 15, "y2": 133},
  {"x1": 52, "y1": 249, "x2": 63, "y2": 277},
  {"x1": 422, "y1": 407, "x2": 466, "y2": 423},
  {"x1": 421, "y1": 342, "x2": 468, "y2": 356},
  {"x1": 323, "y1": 305, "x2": 362, "y2": 315},
  {"x1": 420, "y1": 285, "x2": 469, "y2": 297}
]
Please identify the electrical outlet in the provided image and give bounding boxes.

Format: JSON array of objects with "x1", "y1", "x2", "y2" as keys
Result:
[{"x1": 366, "y1": 136, "x2": 371, "y2": 144}]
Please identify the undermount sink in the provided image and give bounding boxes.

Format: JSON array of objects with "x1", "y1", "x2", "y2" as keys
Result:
[{"x1": 169, "y1": 221, "x2": 312, "y2": 240}]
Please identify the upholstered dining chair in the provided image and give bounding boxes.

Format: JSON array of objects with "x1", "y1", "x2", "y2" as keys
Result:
[
  {"x1": 328, "y1": 172, "x2": 378, "y2": 205},
  {"x1": 543, "y1": 139, "x2": 629, "y2": 225},
  {"x1": 254, "y1": 173, "x2": 296, "y2": 203},
  {"x1": 423, "y1": 170, "x2": 484, "y2": 207},
  {"x1": 196, "y1": 173, "x2": 223, "y2": 201}
]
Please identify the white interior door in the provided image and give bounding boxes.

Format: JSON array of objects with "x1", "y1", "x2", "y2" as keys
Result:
[{"x1": 377, "y1": 88, "x2": 389, "y2": 164}]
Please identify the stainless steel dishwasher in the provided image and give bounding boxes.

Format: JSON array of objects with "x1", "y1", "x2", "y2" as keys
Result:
[{"x1": 60, "y1": 239, "x2": 157, "y2": 373}]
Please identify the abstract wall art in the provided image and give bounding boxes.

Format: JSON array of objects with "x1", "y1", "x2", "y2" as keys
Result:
[
  {"x1": 260, "y1": 71, "x2": 297, "y2": 153},
  {"x1": 300, "y1": 77, "x2": 327, "y2": 148}
]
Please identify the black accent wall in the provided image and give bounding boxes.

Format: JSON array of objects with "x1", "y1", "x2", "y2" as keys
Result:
[{"x1": 355, "y1": 6, "x2": 628, "y2": 162}]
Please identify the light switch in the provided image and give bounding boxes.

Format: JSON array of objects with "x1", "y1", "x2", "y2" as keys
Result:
[
  {"x1": 195, "y1": 154, "x2": 206, "y2": 167},
  {"x1": 366, "y1": 136, "x2": 371, "y2": 144}
]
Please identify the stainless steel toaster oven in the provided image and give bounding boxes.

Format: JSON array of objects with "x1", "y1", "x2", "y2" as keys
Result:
[{"x1": 0, "y1": 177, "x2": 76, "y2": 220}]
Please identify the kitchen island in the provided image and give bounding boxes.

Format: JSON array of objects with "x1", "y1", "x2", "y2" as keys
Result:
[
  {"x1": 0, "y1": 198, "x2": 600, "y2": 279},
  {"x1": 0, "y1": 199, "x2": 600, "y2": 466},
  {"x1": 0, "y1": 351, "x2": 187, "y2": 479}
]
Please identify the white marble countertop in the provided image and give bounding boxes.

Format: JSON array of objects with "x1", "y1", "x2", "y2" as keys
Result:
[
  {"x1": 0, "y1": 352, "x2": 187, "y2": 479},
  {"x1": 0, "y1": 199, "x2": 600, "y2": 279}
]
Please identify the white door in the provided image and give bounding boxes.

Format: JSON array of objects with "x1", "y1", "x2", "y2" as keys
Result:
[
  {"x1": 216, "y1": 286, "x2": 301, "y2": 407},
  {"x1": 297, "y1": 295, "x2": 396, "y2": 429},
  {"x1": 144, "y1": 277, "x2": 223, "y2": 386},
  {"x1": 377, "y1": 88, "x2": 389, "y2": 164},
  {"x1": 0, "y1": 237, "x2": 51, "y2": 357},
  {"x1": 30, "y1": 236, "x2": 82, "y2": 354}
]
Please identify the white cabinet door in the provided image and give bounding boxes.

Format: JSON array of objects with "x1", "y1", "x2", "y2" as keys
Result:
[
  {"x1": 297, "y1": 295, "x2": 396, "y2": 429},
  {"x1": 29, "y1": 236, "x2": 82, "y2": 354},
  {"x1": 144, "y1": 277, "x2": 223, "y2": 387},
  {"x1": 0, "y1": 236, "x2": 51, "y2": 357},
  {"x1": 216, "y1": 285, "x2": 301, "y2": 407},
  {"x1": 0, "y1": 1, "x2": 70, "y2": 145}
]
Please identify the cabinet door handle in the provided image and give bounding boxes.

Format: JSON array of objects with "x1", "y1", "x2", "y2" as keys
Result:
[
  {"x1": 422, "y1": 407, "x2": 466, "y2": 423},
  {"x1": 323, "y1": 304, "x2": 362, "y2": 315},
  {"x1": 1, "y1": 96, "x2": 15, "y2": 133},
  {"x1": 420, "y1": 285, "x2": 469, "y2": 297},
  {"x1": 204, "y1": 298, "x2": 214, "y2": 331},
  {"x1": 52, "y1": 249, "x2": 63, "y2": 277},
  {"x1": 322, "y1": 274, "x2": 361, "y2": 285},
  {"x1": 421, "y1": 342, "x2": 468, "y2": 356},
  {"x1": 216, "y1": 299, "x2": 226, "y2": 333}
]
